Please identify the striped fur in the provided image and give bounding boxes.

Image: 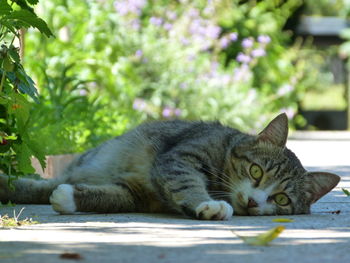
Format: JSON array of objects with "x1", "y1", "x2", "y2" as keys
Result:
[{"x1": 0, "y1": 114, "x2": 340, "y2": 220}]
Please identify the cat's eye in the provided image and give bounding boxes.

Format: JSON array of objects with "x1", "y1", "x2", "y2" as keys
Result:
[
  {"x1": 249, "y1": 164, "x2": 263, "y2": 181},
  {"x1": 273, "y1": 193, "x2": 290, "y2": 206}
]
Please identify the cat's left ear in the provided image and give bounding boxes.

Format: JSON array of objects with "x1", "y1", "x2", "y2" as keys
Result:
[
  {"x1": 305, "y1": 172, "x2": 340, "y2": 204},
  {"x1": 258, "y1": 113, "x2": 288, "y2": 147}
]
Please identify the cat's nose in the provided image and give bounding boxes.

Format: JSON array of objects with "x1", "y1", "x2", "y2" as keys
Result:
[{"x1": 247, "y1": 198, "x2": 258, "y2": 208}]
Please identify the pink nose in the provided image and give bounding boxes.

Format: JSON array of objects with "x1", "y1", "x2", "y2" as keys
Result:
[{"x1": 247, "y1": 198, "x2": 258, "y2": 208}]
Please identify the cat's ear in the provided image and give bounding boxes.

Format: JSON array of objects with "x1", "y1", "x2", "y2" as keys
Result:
[
  {"x1": 258, "y1": 113, "x2": 288, "y2": 147},
  {"x1": 305, "y1": 172, "x2": 340, "y2": 204}
]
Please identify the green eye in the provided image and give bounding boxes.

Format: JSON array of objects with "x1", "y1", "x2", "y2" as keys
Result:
[
  {"x1": 249, "y1": 164, "x2": 263, "y2": 180},
  {"x1": 274, "y1": 193, "x2": 290, "y2": 206}
]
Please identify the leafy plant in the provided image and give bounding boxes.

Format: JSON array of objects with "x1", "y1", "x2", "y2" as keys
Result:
[
  {"x1": 27, "y1": 0, "x2": 308, "y2": 133},
  {"x1": 0, "y1": 0, "x2": 53, "y2": 176},
  {"x1": 27, "y1": 61, "x2": 132, "y2": 154}
]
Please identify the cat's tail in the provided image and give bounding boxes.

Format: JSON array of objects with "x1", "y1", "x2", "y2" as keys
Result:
[{"x1": 0, "y1": 174, "x2": 65, "y2": 204}]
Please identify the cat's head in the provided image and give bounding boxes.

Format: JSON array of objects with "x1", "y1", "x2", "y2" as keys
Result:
[{"x1": 227, "y1": 113, "x2": 340, "y2": 216}]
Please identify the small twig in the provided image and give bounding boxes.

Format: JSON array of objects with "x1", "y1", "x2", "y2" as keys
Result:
[{"x1": 13, "y1": 207, "x2": 26, "y2": 223}]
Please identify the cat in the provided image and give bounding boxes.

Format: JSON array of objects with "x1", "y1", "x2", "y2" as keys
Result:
[{"x1": 0, "y1": 113, "x2": 340, "y2": 220}]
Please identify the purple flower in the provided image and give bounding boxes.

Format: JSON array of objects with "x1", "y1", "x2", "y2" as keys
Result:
[
  {"x1": 277, "y1": 84, "x2": 294, "y2": 96},
  {"x1": 258, "y1": 35, "x2": 271, "y2": 44},
  {"x1": 131, "y1": 19, "x2": 141, "y2": 30},
  {"x1": 189, "y1": 19, "x2": 202, "y2": 35},
  {"x1": 220, "y1": 37, "x2": 230, "y2": 48},
  {"x1": 174, "y1": 108, "x2": 182, "y2": 117},
  {"x1": 114, "y1": 0, "x2": 146, "y2": 16},
  {"x1": 166, "y1": 11, "x2": 177, "y2": 20},
  {"x1": 162, "y1": 107, "x2": 173, "y2": 118},
  {"x1": 163, "y1": 23, "x2": 173, "y2": 31},
  {"x1": 114, "y1": 2, "x2": 128, "y2": 16},
  {"x1": 135, "y1": 49, "x2": 143, "y2": 58},
  {"x1": 188, "y1": 8, "x2": 200, "y2": 17},
  {"x1": 133, "y1": 98, "x2": 147, "y2": 111},
  {"x1": 242, "y1": 38, "x2": 254, "y2": 49},
  {"x1": 251, "y1": 48, "x2": 266, "y2": 57},
  {"x1": 203, "y1": 6, "x2": 215, "y2": 15},
  {"x1": 229, "y1": 32, "x2": 238, "y2": 41},
  {"x1": 150, "y1": 16, "x2": 163, "y2": 26},
  {"x1": 205, "y1": 25, "x2": 221, "y2": 39},
  {"x1": 162, "y1": 107, "x2": 182, "y2": 118},
  {"x1": 79, "y1": 89, "x2": 88, "y2": 96},
  {"x1": 180, "y1": 37, "x2": 190, "y2": 46},
  {"x1": 233, "y1": 64, "x2": 250, "y2": 82},
  {"x1": 221, "y1": 74, "x2": 231, "y2": 85},
  {"x1": 236, "y1": 52, "x2": 251, "y2": 63}
]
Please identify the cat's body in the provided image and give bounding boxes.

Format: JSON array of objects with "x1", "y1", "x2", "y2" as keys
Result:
[{"x1": 0, "y1": 114, "x2": 340, "y2": 220}]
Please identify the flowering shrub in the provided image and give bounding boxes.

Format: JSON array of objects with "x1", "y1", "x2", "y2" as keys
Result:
[
  {"x1": 0, "y1": 0, "x2": 52, "y2": 176},
  {"x1": 24, "y1": 0, "x2": 307, "y2": 154}
]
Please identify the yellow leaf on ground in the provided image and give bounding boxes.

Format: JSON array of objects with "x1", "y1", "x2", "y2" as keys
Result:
[
  {"x1": 272, "y1": 218, "x2": 294, "y2": 223},
  {"x1": 233, "y1": 225, "x2": 285, "y2": 246}
]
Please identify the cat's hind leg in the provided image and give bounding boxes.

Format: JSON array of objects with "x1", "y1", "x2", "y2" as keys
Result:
[
  {"x1": 0, "y1": 174, "x2": 62, "y2": 204},
  {"x1": 49, "y1": 183, "x2": 141, "y2": 214}
]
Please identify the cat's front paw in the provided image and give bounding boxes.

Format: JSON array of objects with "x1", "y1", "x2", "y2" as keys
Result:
[
  {"x1": 195, "y1": 200, "x2": 233, "y2": 220},
  {"x1": 50, "y1": 184, "x2": 76, "y2": 214}
]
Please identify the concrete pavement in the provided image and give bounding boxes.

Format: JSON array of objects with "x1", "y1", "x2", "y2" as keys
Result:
[{"x1": 0, "y1": 135, "x2": 349, "y2": 263}]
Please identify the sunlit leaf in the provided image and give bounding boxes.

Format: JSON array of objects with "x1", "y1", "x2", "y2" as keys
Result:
[
  {"x1": 4, "y1": 10, "x2": 53, "y2": 37},
  {"x1": 26, "y1": 0, "x2": 39, "y2": 5},
  {"x1": 13, "y1": 142, "x2": 35, "y2": 174},
  {"x1": 233, "y1": 226, "x2": 285, "y2": 246},
  {"x1": 0, "y1": 0, "x2": 12, "y2": 16},
  {"x1": 272, "y1": 218, "x2": 294, "y2": 223},
  {"x1": 342, "y1": 188, "x2": 350, "y2": 197}
]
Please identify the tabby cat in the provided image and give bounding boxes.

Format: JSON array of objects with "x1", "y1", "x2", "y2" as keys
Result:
[{"x1": 0, "y1": 113, "x2": 340, "y2": 220}]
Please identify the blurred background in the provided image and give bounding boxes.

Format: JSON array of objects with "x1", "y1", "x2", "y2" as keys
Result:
[{"x1": 16, "y1": 0, "x2": 350, "y2": 155}]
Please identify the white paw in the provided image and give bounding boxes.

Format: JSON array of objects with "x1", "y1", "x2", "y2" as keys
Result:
[
  {"x1": 50, "y1": 184, "x2": 76, "y2": 214},
  {"x1": 195, "y1": 200, "x2": 233, "y2": 220}
]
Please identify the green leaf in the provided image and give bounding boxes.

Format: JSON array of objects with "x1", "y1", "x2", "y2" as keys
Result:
[
  {"x1": 26, "y1": 137, "x2": 46, "y2": 170},
  {"x1": 342, "y1": 188, "x2": 350, "y2": 196},
  {"x1": 26, "y1": 0, "x2": 39, "y2": 5},
  {"x1": 6, "y1": 67, "x2": 39, "y2": 103},
  {"x1": 233, "y1": 226, "x2": 285, "y2": 246},
  {"x1": 4, "y1": 10, "x2": 53, "y2": 37},
  {"x1": 0, "y1": 20, "x2": 19, "y2": 36},
  {"x1": 272, "y1": 218, "x2": 294, "y2": 223},
  {"x1": 3, "y1": 56, "x2": 15, "y2": 72},
  {"x1": 11, "y1": 0, "x2": 34, "y2": 13},
  {"x1": 8, "y1": 46, "x2": 21, "y2": 64},
  {"x1": 13, "y1": 142, "x2": 35, "y2": 174},
  {"x1": 8, "y1": 93, "x2": 30, "y2": 133},
  {"x1": 0, "y1": 0, "x2": 12, "y2": 16}
]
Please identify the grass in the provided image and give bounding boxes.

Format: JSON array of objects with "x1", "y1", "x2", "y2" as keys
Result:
[{"x1": 0, "y1": 207, "x2": 39, "y2": 228}]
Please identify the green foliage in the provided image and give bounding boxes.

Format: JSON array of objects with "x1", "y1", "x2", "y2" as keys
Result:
[
  {"x1": 0, "y1": 0, "x2": 52, "y2": 176},
  {"x1": 23, "y1": 0, "x2": 311, "y2": 154},
  {"x1": 28, "y1": 62, "x2": 131, "y2": 154},
  {"x1": 304, "y1": 0, "x2": 350, "y2": 17}
]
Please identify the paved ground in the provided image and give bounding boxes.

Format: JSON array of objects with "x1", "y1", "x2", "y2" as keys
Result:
[{"x1": 0, "y1": 136, "x2": 349, "y2": 263}]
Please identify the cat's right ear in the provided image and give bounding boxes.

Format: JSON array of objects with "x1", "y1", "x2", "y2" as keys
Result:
[{"x1": 258, "y1": 113, "x2": 288, "y2": 147}]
